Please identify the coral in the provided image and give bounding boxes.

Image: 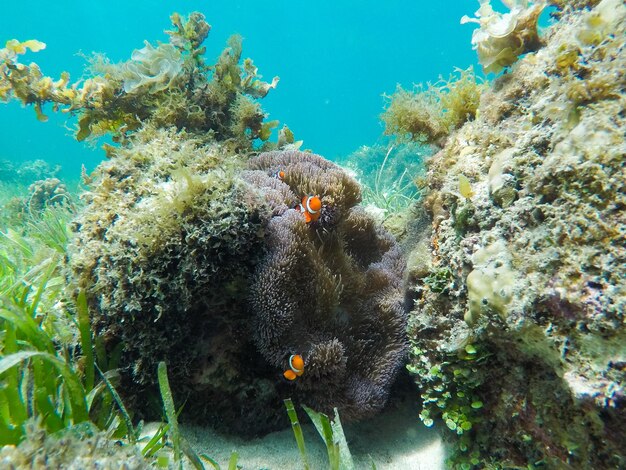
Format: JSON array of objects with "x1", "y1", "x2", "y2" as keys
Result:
[
  {"x1": 464, "y1": 241, "x2": 517, "y2": 325},
  {"x1": 0, "y1": 161, "x2": 65, "y2": 227},
  {"x1": 1, "y1": 13, "x2": 279, "y2": 149},
  {"x1": 405, "y1": 0, "x2": 626, "y2": 467},
  {"x1": 381, "y1": 67, "x2": 484, "y2": 145},
  {"x1": 0, "y1": 421, "x2": 152, "y2": 469},
  {"x1": 461, "y1": 0, "x2": 546, "y2": 74},
  {"x1": 246, "y1": 151, "x2": 408, "y2": 421}
]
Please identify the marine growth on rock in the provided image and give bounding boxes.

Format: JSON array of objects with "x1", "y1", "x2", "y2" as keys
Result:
[
  {"x1": 246, "y1": 151, "x2": 408, "y2": 421},
  {"x1": 69, "y1": 125, "x2": 408, "y2": 435},
  {"x1": 404, "y1": 0, "x2": 626, "y2": 467}
]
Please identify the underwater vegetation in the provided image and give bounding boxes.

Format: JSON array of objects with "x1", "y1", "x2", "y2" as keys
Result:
[
  {"x1": 0, "y1": 200, "x2": 130, "y2": 455},
  {"x1": 284, "y1": 397, "x2": 355, "y2": 470},
  {"x1": 337, "y1": 143, "x2": 424, "y2": 224},
  {"x1": 0, "y1": 10, "x2": 408, "y2": 467},
  {"x1": 381, "y1": 67, "x2": 484, "y2": 146},
  {"x1": 401, "y1": 0, "x2": 626, "y2": 467},
  {"x1": 0, "y1": 12, "x2": 280, "y2": 150},
  {"x1": 3, "y1": 11, "x2": 409, "y2": 437}
]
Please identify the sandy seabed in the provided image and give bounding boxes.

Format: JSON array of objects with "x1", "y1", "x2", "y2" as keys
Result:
[{"x1": 178, "y1": 398, "x2": 447, "y2": 470}]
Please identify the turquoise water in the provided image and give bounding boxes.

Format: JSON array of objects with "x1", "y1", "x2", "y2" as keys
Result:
[{"x1": 1, "y1": 0, "x2": 477, "y2": 177}]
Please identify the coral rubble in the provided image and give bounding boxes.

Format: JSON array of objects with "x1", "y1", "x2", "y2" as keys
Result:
[{"x1": 404, "y1": 0, "x2": 626, "y2": 467}]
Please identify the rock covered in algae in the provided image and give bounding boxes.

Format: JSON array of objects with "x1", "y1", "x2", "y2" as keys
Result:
[
  {"x1": 69, "y1": 132, "x2": 408, "y2": 434},
  {"x1": 0, "y1": 422, "x2": 152, "y2": 470},
  {"x1": 404, "y1": 0, "x2": 626, "y2": 467}
]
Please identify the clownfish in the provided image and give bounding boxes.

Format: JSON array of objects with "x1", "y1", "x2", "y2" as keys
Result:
[
  {"x1": 296, "y1": 195, "x2": 322, "y2": 223},
  {"x1": 283, "y1": 354, "x2": 305, "y2": 381},
  {"x1": 273, "y1": 170, "x2": 285, "y2": 180}
]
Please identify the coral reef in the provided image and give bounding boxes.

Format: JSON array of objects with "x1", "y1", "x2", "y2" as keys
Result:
[
  {"x1": 461, "y1": 0, "x2": 546, "y2": 74},
  {"x1": 0, "y1": 13, "x2": 278, "y2": 150},
  {"x1": 402, "y1": 0, "x2": 626, "y2": 467},
  {"x1": 381, "y1": 67, "x2": 484, "y2": 145}
]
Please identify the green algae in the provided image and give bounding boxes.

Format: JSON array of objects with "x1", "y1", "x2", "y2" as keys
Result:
[
  {"x1": 1, "y1": 13, "x2": 280, "y2": 150},
  {"x1": 381, "y1": 67, "x2": 484, "y2": 145}
]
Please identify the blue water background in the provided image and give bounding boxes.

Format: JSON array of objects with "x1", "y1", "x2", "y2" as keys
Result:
[{"x1": 1, "y1": 0, "x2": 479, "y2": 179}]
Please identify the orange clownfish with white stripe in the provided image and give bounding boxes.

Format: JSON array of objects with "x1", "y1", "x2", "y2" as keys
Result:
[
  {"x1": 283, "y1": 354, "x2": 305, "y2": 381},
  {"x1": 296, "y1": 195, "x2": 322, "y2": 223},
  {"x1": 273, "y1": 169, "x2": 285, "y2": 180}
]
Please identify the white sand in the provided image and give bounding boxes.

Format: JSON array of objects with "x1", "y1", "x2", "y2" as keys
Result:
[{"x1": 179, "y1": 399, "x2": 447, "y2": 470}]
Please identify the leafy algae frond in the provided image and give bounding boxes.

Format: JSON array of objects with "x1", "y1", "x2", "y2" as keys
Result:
[
  {"x1": 0, "y1": 13, "x2": 279, "y2": 150},
  {"x1": 461, "y1": 0, "x2": 547, "y2": 74}
]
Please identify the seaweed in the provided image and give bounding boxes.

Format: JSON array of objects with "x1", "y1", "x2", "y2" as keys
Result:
[
  {"x1": 381, "y1": 67, "x2": 484, "y2": 145},
  {"x1": 284, "y1": 398, "x2": 356, "y2": 470},
  {"x1": 0, "y1": 13, "x2": 280, "y2": 150}
]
